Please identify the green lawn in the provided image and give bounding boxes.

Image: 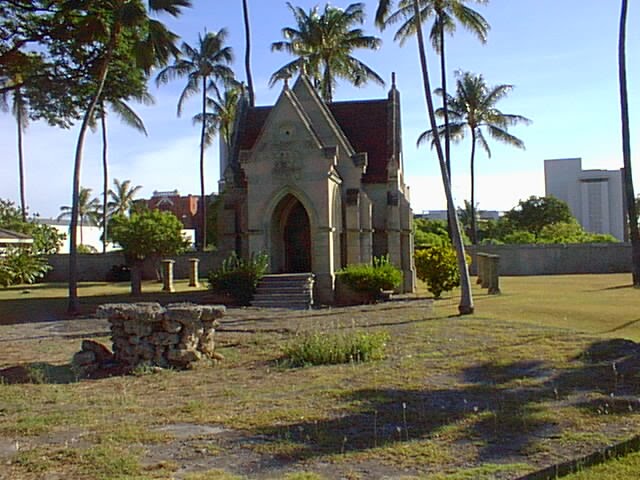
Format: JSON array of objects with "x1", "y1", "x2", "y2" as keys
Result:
[{"x1": 0, "y1": 273, "x2": 639, "y2": 479}]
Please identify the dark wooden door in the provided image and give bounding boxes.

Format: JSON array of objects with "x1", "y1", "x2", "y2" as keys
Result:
[{"x1": 284, "y1": 202, "x2": 311, "y2": 272}]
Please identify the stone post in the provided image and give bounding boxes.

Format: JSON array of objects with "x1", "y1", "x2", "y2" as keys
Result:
[
  {"x1": 487, "y1": 254, "x2": 501, "y2": 295},
  {"x1": 479, "y1": 253, "x2": 490, "y2": 288},
  {"x1": 189, "y1": 258, "x2": 200, "y2": 288},
  {"x1": 161, "y1": 259, "x2": 175, "y2": 293}
]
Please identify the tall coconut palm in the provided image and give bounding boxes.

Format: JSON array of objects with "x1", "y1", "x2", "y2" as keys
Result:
[
  {"x1": 271, "y1": 2, "x2": 384, "y2": 103},
  {"x1": 242, "y1": 0, "x2": 255, "y2": 106},
  {"x1": 66, "y1": 0, "x2": 191, "y2": 314},
  {"x1": 618, "y1": 0, "x2": 640, "y2": 285},
  {"x1": 194, "y1": 86, "x2": 241, "y2": 149},
  {"x1": 419, "y1": 71, "x2": 531, "y2": 243},
  {"x1": 108, "y1": 178, "x2": 143, "y2": 217},
  {"x1": 58, "y1": 187, "x2": 101, "y2": 246},
  {"x1": 92, "y1": 93, "x2": 153, "y2": 253},
  {"x1": 376, "y1": 0, "x2": 474, "y2": 314},
  {"x1": 1, "y1": 80, "x2": 29, "y2": 222},
  {"x1": 381, "y1": 0, "x2": 488, "y2": 179},
  {"x1": 156, "y1": 29, "x2": 235, "y2": 251},
  {"x1": 380, "y1": 0, "x2": 488, "y2": 237}
]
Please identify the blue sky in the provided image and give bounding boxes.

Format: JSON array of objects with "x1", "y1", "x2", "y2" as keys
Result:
[{"x1": 0, "y1": 0, "x2": 638, "y2": 218}]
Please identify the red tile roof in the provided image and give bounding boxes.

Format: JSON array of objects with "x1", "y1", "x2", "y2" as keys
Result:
[{"x1": 237, "y1": 99, "x2": 391, "y2": 184}]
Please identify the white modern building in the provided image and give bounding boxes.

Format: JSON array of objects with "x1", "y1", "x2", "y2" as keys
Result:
[{"x1": 544, "y1": 158, "x2": 626, "y2": 241}]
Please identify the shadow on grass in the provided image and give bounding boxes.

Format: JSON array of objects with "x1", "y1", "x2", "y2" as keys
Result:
[
  {"x1": 0, "y1": 362, "x2": 78, "y2": 384},
  {"x1": 0, "y1": 288, "x2": 218, "y2": 326},
  {"x1": 254, "y1": 339, "x2": 640, "y2": 466}
]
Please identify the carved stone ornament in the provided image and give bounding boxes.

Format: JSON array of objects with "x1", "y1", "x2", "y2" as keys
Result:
[{"x1": 273, "y1": 151, "x2": 301, "y2": 179}]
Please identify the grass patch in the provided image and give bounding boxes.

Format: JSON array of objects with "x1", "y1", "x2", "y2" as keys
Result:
[
  {"x1": 1, "y1": 274, "x2": 640, "y2": 478},
  {"x1": 281, "y1": 329, "x2": 390, "y2": 367},
  {"x1": 562, "y1": 451, "x2": 640, "y2": 479}
]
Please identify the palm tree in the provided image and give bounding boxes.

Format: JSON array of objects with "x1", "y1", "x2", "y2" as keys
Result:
[
  {"x1": 1, "y1": 79, "x2": 29, "y2": 222},
  {"x1": 376, "y1": 0, "x2": 474, "y2": 314},
  {"x1": 271, "y1": 2, "x2": 384, "y2": 103},
  {"x1": 156, "y1": 29, "x2": 235, "y2": 251},
  {"x1": 242, "y1": 0, "x2": 255, "y2": 106},
  {"x1": 380, "y1": 0, "x2": 488, "y2": 237},
  {"x1": 194, "y1": 86, "x2": 241, "y2": 149},
  {"x1": 66, "y1": 0, "x2": 191, "y2": 314},
  {"x1": 419, "y1": 71, "x2": 531, "y2": 243},
  {"x1": 618, "y1": 0, "x2": 640, "y2": 285},
  {"x1": 381, "y1": 0, "x2": 488, "y2": 179},
  {"x1": 93, "y1": 94, "x2": 153, "y2": 253},
  {"x1": 58, "y1": 187, "x2": 101, "y2": 246},
  {"x1": 108, "y1": 178, "x2": 143, "y2": 217}
]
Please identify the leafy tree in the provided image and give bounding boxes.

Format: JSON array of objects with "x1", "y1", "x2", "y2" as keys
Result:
[
  {"x1": 64, "y1": 0, "x2": 190, "y2": 314},
  {"x1": 109, "y1": 210, "x2": 190, "y2": 295},
  {"x1": 194, "y1": 86, "x2": 241, "y2": 149},
  {"x1": 376, "y1": 0, "x2": 473, "y2": 314},
  {"x1": 618, "y1": 0, "x2": 640, "y2": 285},
  {"x1": 420, "y1": 71, "x2": 531, "y2": 243},
  {"x1": 537, "y1": 220, "x2": 617, "y2": 244},
  {"x1": 503, "y1": 196, "x2": 573, "y2": 237},
  {"x1": 271, "y1": 2, "x2": 384, "y2": 103},
  {"x1": 156, "y1": 29, "x2": 235, "y2": 251},
  {"x1": 58, "y1": 187, "x2": 101, "y2": 246},
  {"x1": 380, "y1": 0, "x2": 489, "y2": 234}
]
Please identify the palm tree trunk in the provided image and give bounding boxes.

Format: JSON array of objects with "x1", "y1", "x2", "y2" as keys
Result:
[
  {"x1": 199, "y1": 75, "x2": 208, "y2": 251},
  {"x1": 16, "y1": 96, "x2": 26, "y2": 222},
  {"x1": 101, "y1": 107, "x2": 108, "y2": 254},
  {"x1": 619, "y1": 0, "x2": 640, "y2": 285},
  {"x1": 438, "y1": 19, "x2": 454, "y2": 240},
  {"x1": 242, "y1": 0, "x2": 255, "y2": 107},
  {"x1": 68, "y1": 32, "x2": 117, "y2": 314},
  {"x1": 412, "y1": 0, "x2": 474, "y2": 314},
  {"x1": 470, "y1": 128, "x2": 477, "y2": 244}
]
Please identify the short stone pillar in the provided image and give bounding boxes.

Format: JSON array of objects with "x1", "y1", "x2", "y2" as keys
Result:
[
  {"x1": 486, "y1": 254, "x2": 501, "y2": 295},
  {"x1": 161, "y1": 259, "x2": 175, "y2": 293},
  {"x1": 476, "y1": 253, "x2": 488, "y2": 285},
  {"x1": 188, "y1": 258, "x2": 200, "y2": 288}
]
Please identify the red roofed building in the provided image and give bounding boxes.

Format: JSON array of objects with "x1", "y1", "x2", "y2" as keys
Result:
[{"x1": 217, "y1": 75, "x2": 415, "y2": 304}]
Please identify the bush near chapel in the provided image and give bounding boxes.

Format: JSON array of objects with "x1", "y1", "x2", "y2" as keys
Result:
[
  {"x1": 208, "y1": 252, "x2": 269, "y2": 305},
  {"x1": 415, "y1": 245, "x2": 469, "y2": 299},
  {"x1": 336, "y1": 256, "x2": 402, "y2": 297}
]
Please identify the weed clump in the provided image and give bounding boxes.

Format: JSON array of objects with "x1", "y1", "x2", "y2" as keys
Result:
[{"x1": 281, "y1": 329, "x2": 390, "y2": 367}]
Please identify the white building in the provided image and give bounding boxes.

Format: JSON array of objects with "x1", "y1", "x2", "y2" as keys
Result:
[{"x1": 544, "y1": 158, "x2": 626, "y2": 241}]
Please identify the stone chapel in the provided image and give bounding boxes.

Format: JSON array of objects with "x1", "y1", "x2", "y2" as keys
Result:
[{"x1": 217, "y1": 75, "x2": 415, "y2": 304}]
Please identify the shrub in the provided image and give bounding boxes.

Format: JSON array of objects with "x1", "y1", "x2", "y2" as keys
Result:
[
  {"x1": 282, "y1": 329, "x2": 390, "y2": 367},
  {"x1": 336, "y1": 256, "x2": 402, "y2": 296},
  {"x1": 208, "y1": 252, "x2": 269, "y2": 305},
  {"x1": 0, "y1": 247, "x2": 51, "y2": 287},
  {"x1": 415, "y1": 245, "x2": 467, "y2": 299}
]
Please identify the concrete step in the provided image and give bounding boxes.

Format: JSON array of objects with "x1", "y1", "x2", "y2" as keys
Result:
[{"x1": 251, "y1": 273, "x2": 315, "y2": 309}]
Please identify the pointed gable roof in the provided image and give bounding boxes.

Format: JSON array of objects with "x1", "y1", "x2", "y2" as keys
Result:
[{"x1": 236, "y1": 77, "x2": 393, "y2": 184}]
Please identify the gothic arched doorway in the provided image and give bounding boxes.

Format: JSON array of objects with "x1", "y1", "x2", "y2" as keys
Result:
[{"x1": 271, "y1": 194, "x2": 312, "y2": 273}]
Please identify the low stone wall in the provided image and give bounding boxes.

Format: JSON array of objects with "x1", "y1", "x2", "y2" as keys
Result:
[
  {"x1": 468, "y1": 243, "x2": 632, "y2": 276},
  {"x1": 95, "y1": 302, "x2": 225, "y2": 369},
  {"x1": 45, "y1": 252, "x2": 225, "y2": 282}
]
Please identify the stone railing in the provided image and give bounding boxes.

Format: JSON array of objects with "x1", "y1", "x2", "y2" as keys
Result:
[{"x1": 86, "y1": 302, "x2": 225, "y2": 370}]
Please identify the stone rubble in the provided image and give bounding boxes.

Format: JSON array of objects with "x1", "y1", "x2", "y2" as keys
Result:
[{"x1": 73, "y1": 302, "x2": 225, "y2": 374}]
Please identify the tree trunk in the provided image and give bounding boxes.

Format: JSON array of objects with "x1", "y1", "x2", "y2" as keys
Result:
[
  {"x1": 619, "y1": 0, "x2": 640, "y2": 285},
  {"x1": 101, "y1": 107, "x2": 108, "y2": 254},
  {"x1": 470, "y1": 128, "x2": 477, "y2": 244},
  {"x1": 412, "y1": 0, "x2": 474, "y2": 314},
  {"x1": 242, "y1": 0, "x2": 255, "y2": 107},
  {"x1": 199, "y1": 75, "x2": 208, "y2": 251},
  {"x1": 16, "y1": 94, "x2": 26, "y2": 222},
  {"x1": 438, "y1": 18, "x2": 454, "y2": 241},
  {"x1": 68, "y1": 33, "x2": 117, "y2": 314},
  {"x1": 130, "y1": 262, "x2": 142, "y2": 296}
]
